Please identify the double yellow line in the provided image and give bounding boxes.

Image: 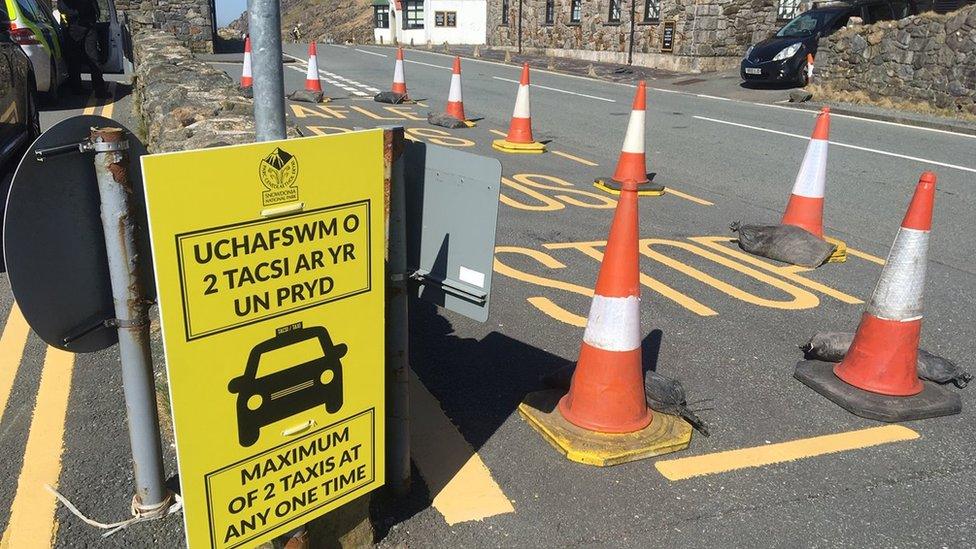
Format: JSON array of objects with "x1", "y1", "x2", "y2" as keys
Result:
[
  {"x1": 82, "y1": 82, "x2": 118, "y2": 118},
  {"x1": 0, "y1": 304, "x2": 76, "y2": 548}
]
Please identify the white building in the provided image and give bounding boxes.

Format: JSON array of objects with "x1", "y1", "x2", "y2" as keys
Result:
[{"x1": 373, "y1": 0, "x2": 487, "y2": 45}]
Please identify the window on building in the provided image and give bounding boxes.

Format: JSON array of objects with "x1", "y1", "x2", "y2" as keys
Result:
[
  {"x1": 502, "y1": 0, "x2": 510, "y2": 24},
  {"x1": 374, "y1": 4, "x2": 390, "y2": 28},
  {"x1": 608, "y1": 0, "x2": 621, "y2": 22},
  {"x1": 570, "y1": 0, "x2": 581, "y2": 22},
  {"x1": 545, "y1": 0, "x2": 555, "y2": 23},
  {"x1": 435, "y1": 10, "x2": 457, "y2": 26},
  {"x1": 777, "y1": 0, "x2": 800, "y2": 20},
  {"x1": 643, "y1": 0, "x2": 659, "y2": 21},
  {"x1": 404, "y1": 0, "x2": 424, "y2": 28}
]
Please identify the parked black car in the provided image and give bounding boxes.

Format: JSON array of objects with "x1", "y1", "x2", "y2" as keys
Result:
[
  {"x1": 741, "y1": 0, "x2": 914, "y2": 86},
  {"x1": 0, "y1": 3, "x2": 40, "y2": 171}
]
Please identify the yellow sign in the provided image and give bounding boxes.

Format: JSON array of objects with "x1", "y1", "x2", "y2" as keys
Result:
[{"x1": 142, "y1": 130, "x2": 386, "y2": 548}]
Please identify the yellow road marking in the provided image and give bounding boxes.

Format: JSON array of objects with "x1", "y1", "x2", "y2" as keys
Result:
[
  {"x1": 0, "y1": 304, "x2": 31, "y2": 422},
  {"x1": 551, "y1": 150, "x2": 598, "y2": 166},
  {"x1": 664, "y1": 187, "x2": 713, "y2": 206},
  {"x1": 100, "y1": 82, "x2": 117, "y2": 118},
  {"x1": 81, "y1": 91, "x2": 98, "y2": 115},
  {"x1": 409, "y1": 369, "x2": 514, "y2": 525},
  {"x1": 846, "y1": 247, "x2": 886, "y2": 265},
  {"x1": 527, "y1": 296, "x2": 587, "y2": 327},
  {"x1": 0, "y1": 347, "x2": 76, "y2": 548},
  {"x1": 655, "y1": 425, "x2": 918, "y2": 481}
]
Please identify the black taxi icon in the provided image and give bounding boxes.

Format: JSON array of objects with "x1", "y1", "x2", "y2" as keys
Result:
[{"x1": 228, "y1": 324, "x2": 346, "y2": 447}]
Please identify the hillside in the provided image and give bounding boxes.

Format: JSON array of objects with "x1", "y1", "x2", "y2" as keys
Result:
[{"x1": 224, "y1": 0, "x2": 374, "y2": 44}]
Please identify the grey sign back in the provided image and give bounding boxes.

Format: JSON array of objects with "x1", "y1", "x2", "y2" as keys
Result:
[{"x1": 403, "y1": 141, "x2": 501, "y2": 323}]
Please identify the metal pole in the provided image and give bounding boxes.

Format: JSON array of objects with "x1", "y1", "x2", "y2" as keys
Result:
[
  {"x1": 248, "y1": 0, "x2": 287, "y2": 141},
  {"x1": 628, "y1": 0, "x2": 636, "y2": 65},
  {"x1": 517, "y1": 0, "x2": 523, "y2": 55},
  {"x1": 91, "y1": 127, "x2": 168, "y2": 507},
  {"x1": 385, "y1": 128, "x2": 411, "y2": 497}
]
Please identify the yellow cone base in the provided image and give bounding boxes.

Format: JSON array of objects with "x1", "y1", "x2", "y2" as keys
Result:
[
  {"x1": 593, "y1": 178, "x2": 665, "y2": 197},
  {"x1": 492, "y1": 138, "x2": 546, "y2": 154},
  {"x1": 518, "y1": 389, "x2": 692, "y2": 467},
  {"x1": 824, "y1": 236, "x2": 847, "y2": 263}
]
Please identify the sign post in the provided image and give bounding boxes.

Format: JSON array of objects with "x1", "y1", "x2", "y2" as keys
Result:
[{"x1": 142, "y1": 130, "x2": 387, "y2": 548}]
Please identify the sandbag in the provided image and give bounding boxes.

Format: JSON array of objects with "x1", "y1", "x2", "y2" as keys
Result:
[
  {"x1": 731, "y1": 222, "x2": 836, "y2": 267},
  {"x1": 427, "y1": 112, "x2": 467, "y2": 129},
  {"x1": 374, "y1": 91, "x2": 409, "y2": 104},
  {"x1": 287, "y1": 89, "x2": 325, "y2": 103},
  {"x1": 801, "y1": 331, "x2": 971, "y2": 388}
]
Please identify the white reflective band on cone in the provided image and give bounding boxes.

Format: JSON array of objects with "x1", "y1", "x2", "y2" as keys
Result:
[
  {"x1": 582, "y1": 295, "x2": 641, "y2": 352},
  {"x1": 869, "y1": 228, "x2": 928, "y2": 321},
  {"x1": 448, "y1": 74, "x2": 462, "y2": 101},
  {"x1": 790, "y1": 139, "x2": 828, "y2": 198},
  {"x1": 512, "y1": 85, "x2": 531, "y2": 118},
  {"x1": 242, "y1": 55, "x2": 252, "y2": 77},
  {"x1": 393, "y1": 61, "x2": 405, "y2": 83},
  {"x1": 306, "y1": 56, "x2": 318, "y2": 80},
  {"x1": 621, "y1": 110, "x2": 646, "y2": 154}
]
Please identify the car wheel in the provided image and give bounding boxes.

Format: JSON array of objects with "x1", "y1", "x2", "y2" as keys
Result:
[
  {"x1": 42, "y1": 58, "x2": 60, "y2": 105},
  {"x1": 26, "y1": 74, "x2": 40, "y2": 140}
]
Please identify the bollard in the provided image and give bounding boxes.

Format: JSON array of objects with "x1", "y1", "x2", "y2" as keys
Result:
[{"x1": 91, "y1": 127, "x2": 169, "y2": 508}]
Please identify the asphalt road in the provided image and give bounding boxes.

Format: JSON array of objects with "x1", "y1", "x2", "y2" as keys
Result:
[{"x1": 0, "y1": 43, "x2": 973, "y2": 548}]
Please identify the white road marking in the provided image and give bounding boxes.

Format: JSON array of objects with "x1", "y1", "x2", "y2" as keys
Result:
[
  {"x1": 492, "y1": 76, "x2": 616, "y2": 103},
  {"x1": 283, "y1": 55, "x2": 376, "y2": 96},
  {"x1": 328, "y1": 44, "x2": 350, "y2": 49},
  {"x1": 405, "y1": 59, "x2": 452, "y2": 70},
  {"x1": 355, "y1": 48, "x2": 387, "y2": 57},
  {"x1": 694, "y1": 115, "x2": 976, "y2": 174}
]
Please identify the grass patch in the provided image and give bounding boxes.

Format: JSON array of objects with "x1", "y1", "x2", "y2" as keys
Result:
[{"x1": 809, "y1": 83, "x2": 976, "y2": 123}]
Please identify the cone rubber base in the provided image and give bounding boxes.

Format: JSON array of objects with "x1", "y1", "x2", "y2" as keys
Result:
[
  {"x1": 794, "y1": 360, "x2": 961, "y2": 422},
  {"x1": 593, "y1": 177, "x2": 665, "y2": 197},
  {"x1": 518, "y1": 389, "x2": 692, "y2": 467},
  {"x1": 492, "y1": 138, "x2": 546, "y2": 154},
  {"x1": 824, "y1": 236, "x2": 847, "y2": 263}
]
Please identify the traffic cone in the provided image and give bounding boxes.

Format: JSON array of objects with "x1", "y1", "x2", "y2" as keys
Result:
[
  {"x1": 781, "y1": 107, "x2": 846, "y2": 261},
  {"x1": 594, "y1": 81, "x2": 665, "y2": 197},
  {"x1": 305, "y1": 42, "x2": 322, "y2": 92},
  {"x1": 492, "y1": 63, "x2": 546, "y2": 153},
  {"x1": 806, "y1": 53, "x2": 815, "y2": 84},
  {"x1": 795, "y1": 172, "x2": 961, "y2": 422},
  {"x1": 392, "y1": 47, "x2": 408, "y2": 96},
  {"x1": 446, "y1": 56, "x2": 466, "y2": 122},
  {"x1": 241, "y1": 37, "x2": 253, "y2": 88},
  {"x1": 517, "y1": 178, "x2": 691, "y2": 466}
]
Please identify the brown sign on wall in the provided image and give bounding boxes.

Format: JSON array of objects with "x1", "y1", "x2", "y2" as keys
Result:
[{"x1": 661, "y1": 20, "x2": 676, "y2": 52}]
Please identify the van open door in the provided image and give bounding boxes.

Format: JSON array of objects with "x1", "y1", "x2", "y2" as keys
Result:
[{"x1": 94, "y1": 0, "x2": 124, "y2": 73}]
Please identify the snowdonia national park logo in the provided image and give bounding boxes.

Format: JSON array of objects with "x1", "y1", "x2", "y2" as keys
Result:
[{"x1": 259, "y1": 147, "x2": 299, "y2": 206}]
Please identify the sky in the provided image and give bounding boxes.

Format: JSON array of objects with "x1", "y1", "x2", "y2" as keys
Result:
[{"x1": 215, "y1": 0, "x2": 248, "y2": 26}]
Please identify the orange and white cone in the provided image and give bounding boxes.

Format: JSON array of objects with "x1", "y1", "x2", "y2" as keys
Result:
[
  {"x1": 594, "y1": 81, "x2": 664, "y2": 196},
  {"x1": 782, "y1": 107, "x2": 830, "y2": 238},
  {"x1": 492, "y1": 63, "x2": 545, "y2": 153},
  {"x1": 558, "y1": 184, "x2": 650, "y2": 433},
  {"x1": 806, "y1": 53, "x2": 815, "y2": 84},
  {"x1": 795, "y1": 172, "x2": 961, "y2": 421},
  {"x1": 241, "y1": 37, "x2": 253, "y2": 88},
  {"x1": 392, "y1": 47, "x2": 408, "y2": 97},
  {"x1": 445, "y1": 56, "x2": 466, "y2": 121},
  {"x1": 834, "y1": 173, "x2": 935, "y2": 397},
  {"x1": 305, "y1": 42, "x2": 322, "y2": 92}
]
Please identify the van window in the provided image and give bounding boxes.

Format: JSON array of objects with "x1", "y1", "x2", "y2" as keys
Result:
[
  {"x1": 862, "y1": 2, "x2": 893, "y2": 23},
  {"x1": 889, "y1": 0, "x2": 910, "y2": 18}
]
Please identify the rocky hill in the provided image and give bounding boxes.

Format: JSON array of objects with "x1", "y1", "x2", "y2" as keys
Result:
[{"x1": 223, "y1": 0, "x2": 374, "y2": 44}]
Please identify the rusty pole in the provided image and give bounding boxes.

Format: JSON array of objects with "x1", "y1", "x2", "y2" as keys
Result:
[{"x1": 91, "y1": 127, "x2": 168, "y2": 507}]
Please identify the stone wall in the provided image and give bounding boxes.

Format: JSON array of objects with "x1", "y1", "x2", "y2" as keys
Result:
[
  {"x1": 132, "y1": 28, "x2": 254, "y2": 152},
  {"x1": 486, "y1": 0, "x2": 805, "y2": 71},
  {"x1": 817, "y1": 5, "x2": 976, "y2": 115},
  {"x1": 120, "y1": 0, "x2": 214, "y2": 53}
]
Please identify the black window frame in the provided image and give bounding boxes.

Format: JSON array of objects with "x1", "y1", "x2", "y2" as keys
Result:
[
  {"x1": 374, "y1": 4, "x2": 390, "y2": 28},
  {"x1": 643, "y1": 0, "x2": 659, "y2": 21},
  {"x1": 569, "y1": 0, "x2": 581, "y2": 22},
  {"x1": 608, "y1": 0, "x2": 621, "y2": 22},
  {"x1": 403, "y1": 0, "x2": 424, "y2": 29},
  {"x1": 502, "y1": 0, "x2": 510, "y2": 24},
  {"x1": 435, "y1": 10, "x2": 457, "y2": 26},
  {"x1": 544, "y1": 0, "x2": 555, "y2": 24}
]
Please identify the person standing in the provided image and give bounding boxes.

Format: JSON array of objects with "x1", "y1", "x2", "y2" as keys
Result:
[{"x1": 59, "y1": 0, "x2": 108, "y2": 98}]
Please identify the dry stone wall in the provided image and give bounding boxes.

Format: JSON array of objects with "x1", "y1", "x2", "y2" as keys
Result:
[
  {"x1": 119, "y1": 0, "x2": 214, "y2": 53},
  {"x1": 817, "y1": 5, "x2": 976, "y2": 115}
]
